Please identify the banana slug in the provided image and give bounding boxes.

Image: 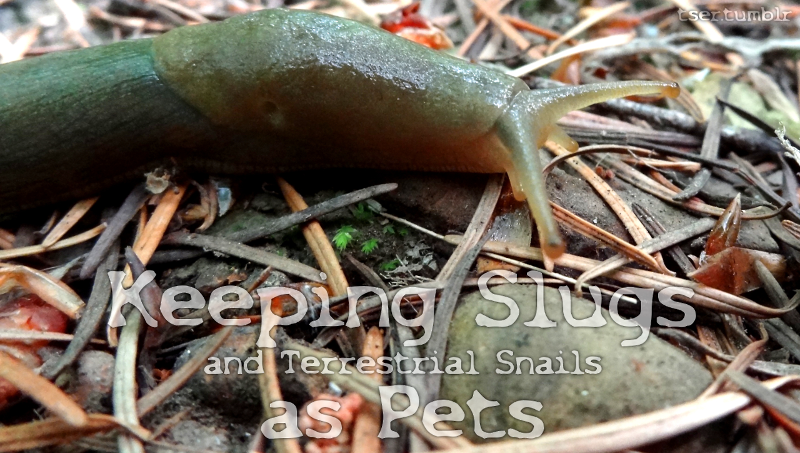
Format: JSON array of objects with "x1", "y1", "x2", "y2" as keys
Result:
[{"x1": 0, "y1": 8, "x2": 678, "y2": 258}]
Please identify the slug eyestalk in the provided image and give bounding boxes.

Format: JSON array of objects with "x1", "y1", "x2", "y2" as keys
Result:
[{"x1": 496, "y1": 81, "x2": 680, "y2": 258}]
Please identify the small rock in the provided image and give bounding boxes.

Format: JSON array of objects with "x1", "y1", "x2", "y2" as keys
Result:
[
  {"x1": 547, "y1": 166, "x2": 629, "y2": 259},
  {"x1": 549, "y1": 164, "x2": 780, "y2": 258},
  {"x1": 173, "y1": 327, "x2": 326, "y2": 421},
  {"x1": 380, "y1": 172, "x2": 487, "y2": 233},
  {"x1": 206, "y1": 208, "x2": 275, "y2": 239},
  {"x1": 72, "y1": 350, "x2": 115, "y2": 413},
  {"x1": 440, "y1": 284, "x2": 712, "y2": 442},
  {"x1": 166, "y1": 419, "x2": 231, "y2": 452},
  {"x1": 160, "y1": 257, "x2": 247, "y2": 293},
  {"x1": 173, "y1": 326, "x2": 264, "y2": 422}
]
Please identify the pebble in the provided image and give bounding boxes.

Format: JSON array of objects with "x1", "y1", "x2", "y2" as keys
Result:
[{"x1": 441, "y1": 284, "x2": 713, "y2": 442}]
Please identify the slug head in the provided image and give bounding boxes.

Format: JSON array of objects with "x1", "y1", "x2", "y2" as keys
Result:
[{"x1": 496, "y1": 81, "x2": 680, "y2": 259}]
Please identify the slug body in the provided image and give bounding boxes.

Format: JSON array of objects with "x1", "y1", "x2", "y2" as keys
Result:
[{"x1": 0, "y1": 9, "x2": 678, "y2": 257}]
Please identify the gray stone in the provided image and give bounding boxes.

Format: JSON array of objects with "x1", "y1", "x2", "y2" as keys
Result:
[
  {"x1": 173, "y1": 326, "x2": 326, "y2": 421},
  {"x1": 166, "y1": 419, "x2": 231, "y2": 452},
  {"x1": 548, "y1": 164, "x2": 780, "y2": 259},
  {"x1": 440, "y1": 284, "x2": 713, "y2": 442},
  {"x1": 71, "y1": 350, "x2": 115, "y2": 413},
  {"x1": 380, "y1": 172, "x2": 487, "y2": 233}
]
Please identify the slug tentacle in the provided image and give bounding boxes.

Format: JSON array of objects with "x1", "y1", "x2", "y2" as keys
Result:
[
  {"x1": 496, "y1": 81, "x2": 680, "y2": 259},
  {"x1": 521, "y1": 81, "x2": 680, "y2": 125},
  {"x1": 496, "y1": 104, "x2": 565, "y2": 259},
  {"x1": 547, "y1": 125, "x2": 579, "y2": 152}
]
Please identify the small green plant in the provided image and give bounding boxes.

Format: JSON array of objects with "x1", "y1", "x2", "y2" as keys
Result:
[
  {"x1": 380, "y1": 259, "x2": 401, "y2": 272},
  {"x1": 398, "y1": 227, "x2": 409, "y2": 237},
  {"x1": 383, "y1": 224, "x2": 395, "y2": 235},
  {"x1": 332, "y1": 225, "x2": 356, "y2": 251},
  {"x1": 361, "y1": 238, "x2": 379, "y2": 254},
  {"x1": 518, "y1": 0, "x2": 541, "y2": 16},
  {"x1": 353, "y1": 202, "x2": 374, "y2": 222}
]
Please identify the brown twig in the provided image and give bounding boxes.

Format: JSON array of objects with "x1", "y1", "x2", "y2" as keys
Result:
[
  {"x1": 0, "y1": 351, "x2": 88, "y2": 426},
  {"x1": 424, "y1": 175, "x2": 503, "y2": 405},
  {"x1": 277, "y1": 177, "x2": 348, "y2": 296},
  {"x1": 42, "y1": 245, "x2": 119, "y2": 379},
  {"x1": 471, "y1": 0, "x2": 543, "y2": 60},
  {"x1": 287, "y1": 341, "x2": 472, "y2": 450},
  {"x1": 107, "y1": 184, "x2": 186, "y2": 346},
  {"x1": 132, "y1": 184, "x2": 187, "y2": 266},
  {"x1": 228, "y1": 183, "x2": 398, "y2": 243},
  {"x1": 551, "y1": 202, "x2": 661, "y2": 271},
  {"x1": 0, "y1": 414, "x2": 146, "y2": 452},
  {"x1": 673, "y1": 78, "x2": 732, "y2": 201},
  {"x1": 632, "y1": 203, "x2": 696, "y2": 274},
  {"x1": 113, "y1": 309, "x2": 147, "y2": 453},
  {"x1": 445, "y1": 376, "x2": 800, "y2": 453},
  {"x1": 545, "y1": 142, "x2": 670, "y2": 274},
  {"x1": 458, "y1": 0, "x2": 513, "y2": 57},
  {"x1": 444, "y1": 235, "x2": 794, "y2": 318},
  {"x1": 162, "y1": 231, "x2": 323, "y2": 282},
  {"x1": 41, "y1": 197, "x2": 98, "y2": 247},
  {"x1": 80, "y1": 184, "x2": 148, "y2": 279},
  {"x1": 0, "y1": 224, "x2": 105, "y2": 260},
  {"x1": 138, "y1": 328, "x2": 232, "y2": 415},
  {"x1": 258, "y1": 299, "x2": 302, "y2": 453},
  {"x1": 573, "y1": 217, "x2": 715, "y2": 292},
  {"x1": 547, "y1": 2, "x2": 630, "y2": 55},
  {"x1": 700, "y1": 339, "x2": 767, "y2": 398},
  {"x1": 350, "y1": 327, "x2": 385, "y2": 453}
]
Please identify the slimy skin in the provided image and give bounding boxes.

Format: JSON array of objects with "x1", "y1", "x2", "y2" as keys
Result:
[{"x1": 0, "y1": 8, "x2": 679, "y2": 258}]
